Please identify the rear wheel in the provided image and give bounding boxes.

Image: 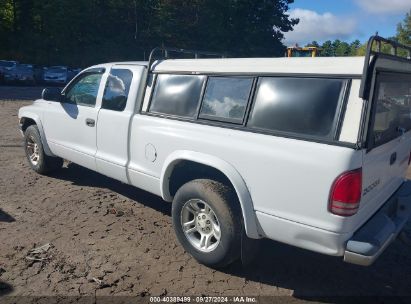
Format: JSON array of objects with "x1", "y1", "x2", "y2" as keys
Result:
[
  {"x1": 24, "y1": 125, "x2": 63, "y2": 174},
  {"x1": 172, "y1": 179, "x2": 242, "y2": 268}
]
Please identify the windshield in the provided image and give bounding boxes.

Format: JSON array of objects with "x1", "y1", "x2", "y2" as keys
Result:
[
  {"x1": 0, "y1": 61, "x2": 15, "y2": 68},
  {"x1": 372, "y1": 72, "x2": 411, "y2": 146},
  {"x1": 292, "y1": 50, "x2": 313, "y2": 57}
]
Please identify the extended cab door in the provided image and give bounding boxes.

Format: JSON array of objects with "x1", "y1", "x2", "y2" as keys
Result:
[
  {"x1": 42, "y1": 69, "x2": 105, "y2": 170},
  {"x1": 95, "y1": 65, "x2": 146, "y2": 183}
]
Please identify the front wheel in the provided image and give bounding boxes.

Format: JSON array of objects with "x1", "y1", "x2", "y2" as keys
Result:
[
  {"x1": 172, "y1": 179, "x2": 242, "y2": 268},
  {"x1": 24, "y1": 125, "x2": 63, "y2": 175}
]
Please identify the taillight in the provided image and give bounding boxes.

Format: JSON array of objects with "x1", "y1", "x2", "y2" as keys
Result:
[{"x1": 329, "y1": 169, "x2": 362, "y2": 216}]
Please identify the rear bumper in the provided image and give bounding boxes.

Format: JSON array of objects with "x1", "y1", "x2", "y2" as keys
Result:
[{"x1": 344, "y1": 180, "x2": 411, "y2": 266}]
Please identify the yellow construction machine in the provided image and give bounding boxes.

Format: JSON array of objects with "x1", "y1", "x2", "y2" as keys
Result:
[{"x1": 286, "y1": 45, "x2": 321, "y2": 57}]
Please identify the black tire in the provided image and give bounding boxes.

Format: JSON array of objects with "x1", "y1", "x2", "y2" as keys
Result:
[
  {"x1": 172, "y1": 179, "x2": 242, "y2": 268},
  {"x1": 24, "y1": 125, "x2": 63, "y2": 174}
]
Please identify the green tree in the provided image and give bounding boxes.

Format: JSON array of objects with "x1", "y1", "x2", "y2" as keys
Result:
[
  {"x1": 355, "y1": 11, "x2": 410, "y2": 57},
  {"x1": 152, "y1": 0, "x2": 298, "y2": 57},
  {"x1": 321, "y1": 40, "x2": 334, "y2": 56},
  {"x1": 334, "y1": 40, "x2": 350, "y2": 56},
  {"x1": 395, "y1": 9, "x2": 411, "y2": 57},
  {"x1": 355, "y1": 43, "x2": 367, "y2": 56},
  {"x1": 0, "y1": 0, "x2": 298, "y2": 65},
  {"x1": 349, "y1": 39, "x2": 361, "y2": 56},
  {"x1": 305, "y1": 41, "x2": 319, "y2": 48},
  {"x1": 397, "y1": 10, "x2": 411, "y2": 46}
]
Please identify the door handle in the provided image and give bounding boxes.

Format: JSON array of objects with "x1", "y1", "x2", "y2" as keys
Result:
[
  {"x1": 390, "y1": 152, "x2": 397, "y2": 165},
  {"x1": 85, "y1": 118, "x2": 95, "y2": 127}
]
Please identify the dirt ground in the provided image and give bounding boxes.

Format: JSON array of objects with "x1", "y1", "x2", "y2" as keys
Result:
[{"x1": 1, "y1": 94, "x2": 411, "y2": 302}]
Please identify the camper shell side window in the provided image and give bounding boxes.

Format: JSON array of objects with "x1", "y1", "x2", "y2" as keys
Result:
[
  {"x1": 247, "y1": 77, "x2": 348, "y2": 139},
  {"x1": 144, "y1": 72, "x2": 351, "y2": 145}
]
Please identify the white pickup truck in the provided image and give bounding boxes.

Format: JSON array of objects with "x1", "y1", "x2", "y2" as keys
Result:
[{"x1": 18, "y1": 36, "x2": 411, "y2": 268}]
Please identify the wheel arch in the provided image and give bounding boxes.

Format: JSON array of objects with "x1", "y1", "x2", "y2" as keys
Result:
[
  {"x1": 160, "y1": 150, "x2": 261, "y2": 239},
  {"x1": 19, "y1": 111, "x2": 54, "y2": 156}
]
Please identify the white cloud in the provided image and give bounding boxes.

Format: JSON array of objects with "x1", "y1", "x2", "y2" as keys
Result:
[
  {"x1": 355, "y1": 0, "x2": 410, "y2": 14},
  {"x1": 204, "y1": 97, "x2": 244, "y2": 118},
  {"x1": 284, "y1": 9, "x2": 357, "y2": 45}
]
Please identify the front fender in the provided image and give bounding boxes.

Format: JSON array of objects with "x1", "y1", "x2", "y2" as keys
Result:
[
  {"x1": 160, "y1": 150, "x2": 261, "y2": 239},
  {"x1": 18, "y1": 106, "x2": 54, "y2": 156}
]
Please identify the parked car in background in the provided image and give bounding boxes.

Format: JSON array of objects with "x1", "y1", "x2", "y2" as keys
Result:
[
  {"x1": 3, "y1": 64, "x2": 36, "y2": 85},
  {"x1": 43, "y1": 66, "x2": 69, "y2": 85},
  {"x1": 68, "y1": 68, "x2": 82, "y2": 82},
  {"x1": 0, "y1": 60, "x2": 18, "y2": 83},
  {"x1": 32, "y1": 65, "x2": 47, "y2": 84}
]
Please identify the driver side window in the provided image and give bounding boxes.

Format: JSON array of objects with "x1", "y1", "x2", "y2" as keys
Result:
[
  {"x1": 64, "y1": 73, "x2": 103, "y2": 107},
  {"x1": 102, "y1": 69, "x2": 133, "y2": 111}
]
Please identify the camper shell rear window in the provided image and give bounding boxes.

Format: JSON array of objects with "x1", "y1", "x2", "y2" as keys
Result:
[{"x1": 370, "y1": 72, "x2": 411, "y2": 147}]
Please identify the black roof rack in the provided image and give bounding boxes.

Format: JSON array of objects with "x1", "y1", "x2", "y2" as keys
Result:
[
  {"x1": 359, "y1": 35, "x2": 411, "y2": 99},
  {"x1": 147, "y1": 47, "x2": 226, "y2": 72}
]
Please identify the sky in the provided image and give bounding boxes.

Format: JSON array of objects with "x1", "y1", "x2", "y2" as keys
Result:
[{"x1": 284, "y1": 0, "x2": 411, "y2": 45}]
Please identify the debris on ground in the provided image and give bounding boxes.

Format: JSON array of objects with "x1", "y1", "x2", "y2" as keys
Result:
[
  {"x1": 105, "y1": 207, "x2": 124, "y2": 217},
  {"x1": 105, "y1": 202, "x2": 129, "y2": 217},
  {"x1": 28, "y1": 243, "x2": 51, "y2": 255},
  {"x1": 25, "y1": 243, "x2": 53, "y2": 263},
  {"x1": 91, "y1": 277, "x2": 102, "y2": 285},
  {"x1": 90, "y1": 276, "x2": 114, "y2": 289}
]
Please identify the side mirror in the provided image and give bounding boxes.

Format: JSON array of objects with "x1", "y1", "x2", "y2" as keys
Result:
[{"x1": 42, "y1": 87, "x2": 62, "y2": 102}]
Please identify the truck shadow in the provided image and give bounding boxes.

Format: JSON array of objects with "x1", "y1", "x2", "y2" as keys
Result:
[
  {"x1": 0, "y1": 208, "x2": 15, "y2": 223},
  {"x1": 53, "y1": 163, "x2": 171, "y2": 216},
  {"x1": 224, "y1": 237, "x2": 411, "y2": 301},
  {"x1": 0, "y1": 281, "x2": 14, "y2": 296},
  {"x1": 52, "y1": 163, "x2": 411, "y2": 301}
]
